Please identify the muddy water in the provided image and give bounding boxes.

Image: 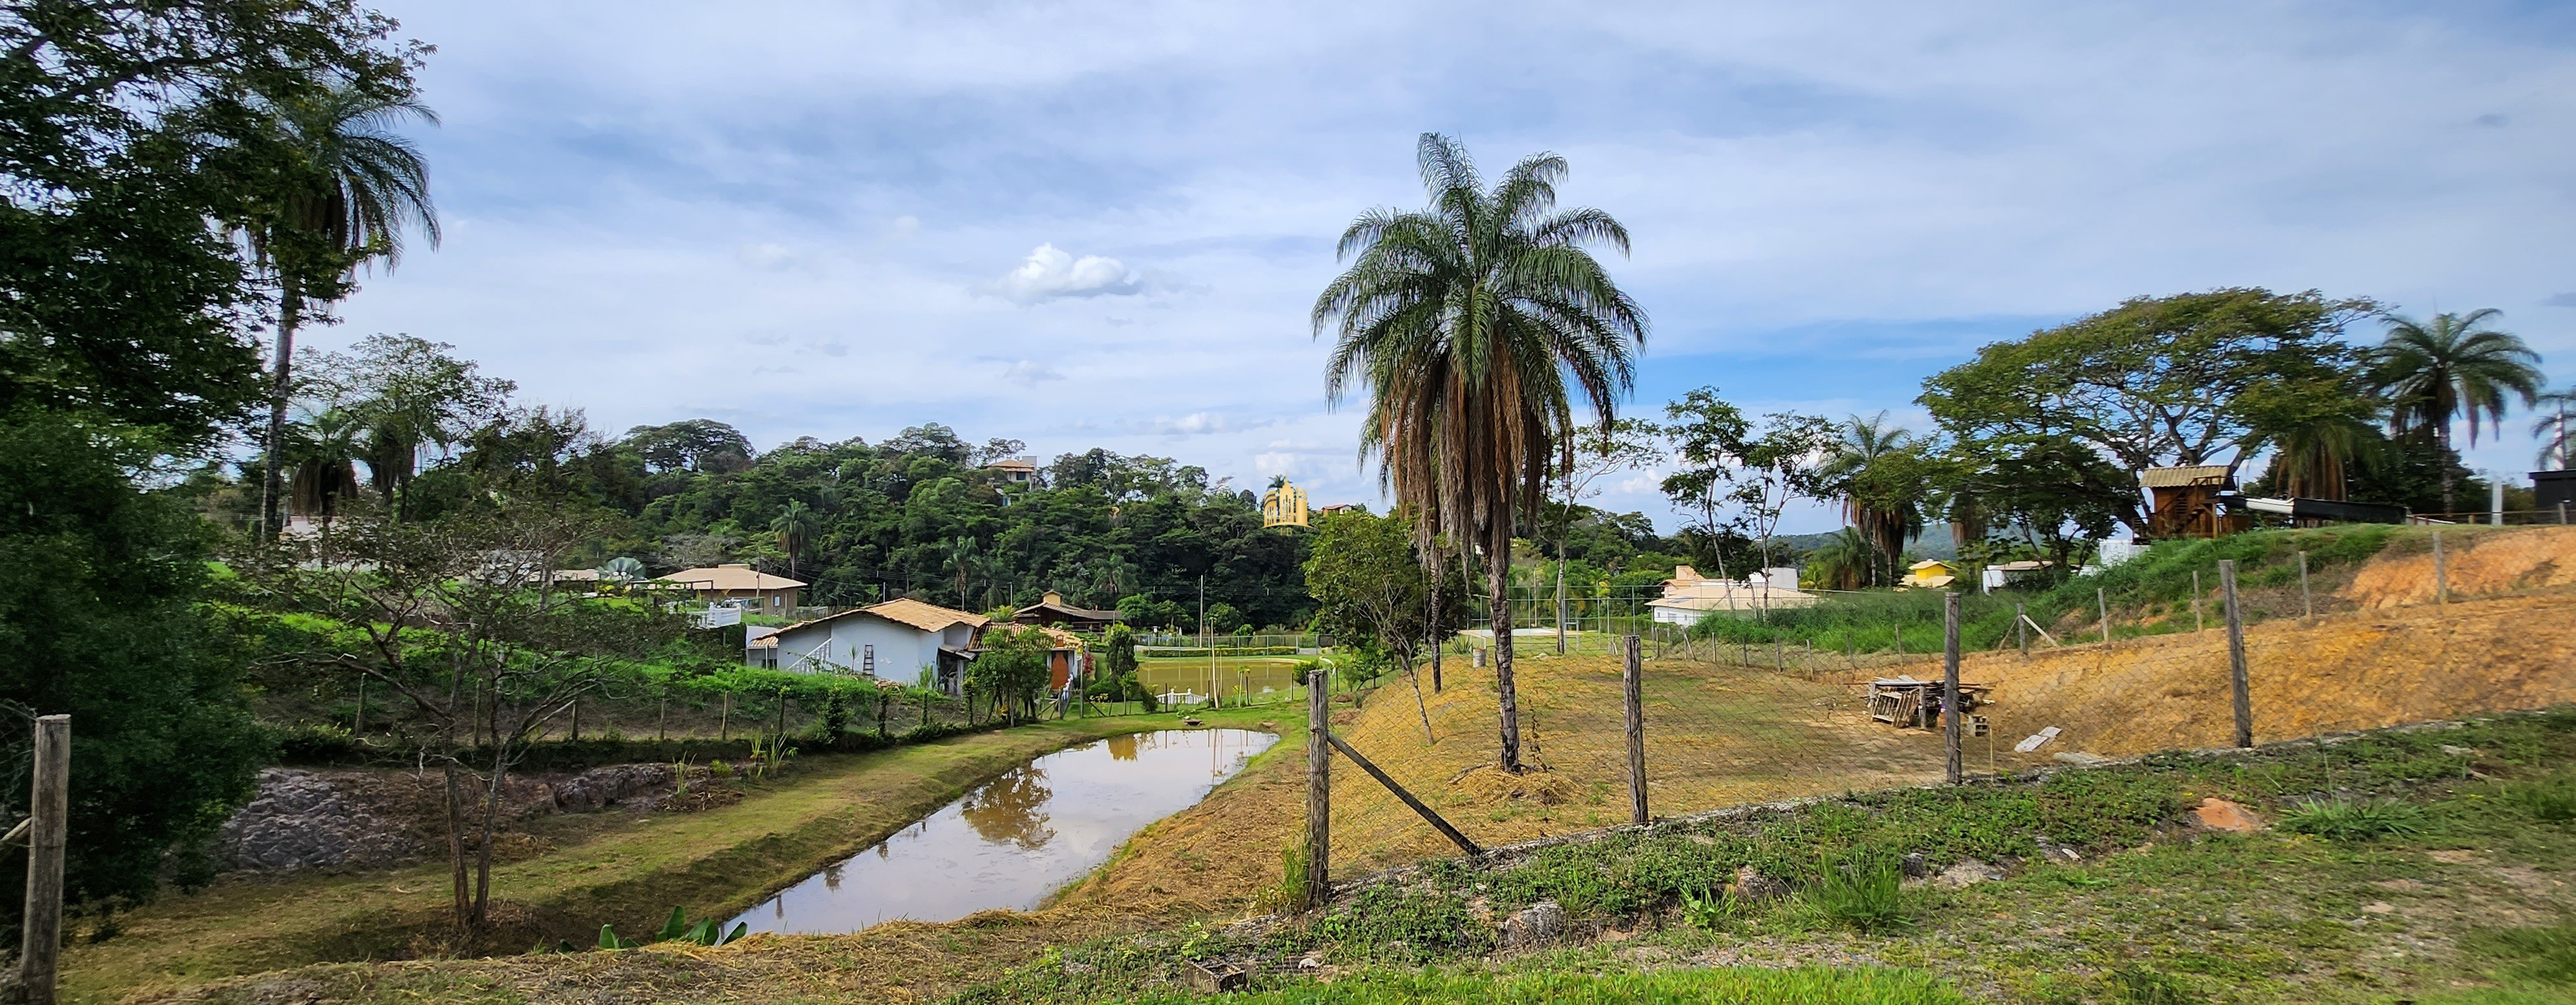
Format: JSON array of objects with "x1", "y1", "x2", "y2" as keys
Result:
[{"x1": 733, "y1": 728, "x2": 1276, "y2": 935}]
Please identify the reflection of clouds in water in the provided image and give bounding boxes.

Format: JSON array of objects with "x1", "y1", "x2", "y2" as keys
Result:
[
  {"x1": 1106, "y1": 734, "x2": 1138, "y2": 761},
  {"x1": 960, "y1": 766, "x2": 1054, "y2": 849}
]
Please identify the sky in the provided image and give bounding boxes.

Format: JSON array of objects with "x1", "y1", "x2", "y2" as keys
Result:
[{"x1": 322, "y1": 0, "x2": 2576, "y2": 533}]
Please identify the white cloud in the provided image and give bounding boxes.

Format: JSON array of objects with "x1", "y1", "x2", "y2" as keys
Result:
[
  {"x1": 1003, "y1": 359, "x2": 1065, "y2": 385},
  {"x1": 737, "y1": 243, "x2": 799, "y2": 270},
  {"x1": 985, "y1": 244, "x2": 1144, "y2": 303}
]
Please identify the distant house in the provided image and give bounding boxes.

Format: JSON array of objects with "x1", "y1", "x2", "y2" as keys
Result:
[
  {"x1": 1314, "y1": 503, "x2": 1359, "y2": 517},
  {"x1": 657, "y1": 564, "x2": 804, "y2": 611},
  {"x1": 768, "y1": 598, "x2": 989, "y2": 694},
  {"x1": 1903, "y1": 560, "x2": 1956, "y2": 589},
  {"x1": 1979, "y1": 560, "x2": 2054, "y2": 592},
  {"x1": 1645, "y1": 564, "x2": 1817, "y2": 625},
  {"x1": 1012, "y1": 590, "x2": 1123, "y2": 631},
  {"x1": 984, "y1": 455, "x2": 1039, "y2": 485}
]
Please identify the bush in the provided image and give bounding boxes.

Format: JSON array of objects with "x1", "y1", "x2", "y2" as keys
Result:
[
  {"x1": 1810, "y1": 850, "x2": 1907, "y2": 933},
  {"x1": 2505, "y1": 774, "x2": 2576, "y2": 823}
]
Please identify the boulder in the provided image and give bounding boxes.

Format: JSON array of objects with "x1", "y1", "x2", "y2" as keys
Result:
[
  {"x1": 553, "y1": 763, "x2": 673, "y2": 812},
  {"x1": 2190, "y1": 797, "x2": 2265, "y2": 834},
  {"x1": 1497, "y1": 901, "x2": 1567, "y2": 949}
]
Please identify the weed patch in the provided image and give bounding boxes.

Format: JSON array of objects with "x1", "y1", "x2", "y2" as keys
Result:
[{"x1": 2277, "y1": 797, "x2": 2427, "y2": 840}]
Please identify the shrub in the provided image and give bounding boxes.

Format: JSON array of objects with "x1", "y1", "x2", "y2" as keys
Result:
[{"x1": 2277, "y1": 797, "x2": 2425, "y2": 840}]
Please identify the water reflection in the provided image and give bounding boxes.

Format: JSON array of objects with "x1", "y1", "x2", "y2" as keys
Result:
[
  {"x1": 961, "y1": 767, "x2": 1054, "y2": 848},
  {"x1": 733, "y1": 729, "x2": 1275, "y2": 935}
]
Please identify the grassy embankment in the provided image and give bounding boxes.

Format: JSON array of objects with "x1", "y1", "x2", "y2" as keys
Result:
[
  {"x1": 155, "y1": 707, "x2": 2576, "y2": 1004},
  {"x1": 67, "y1": 706, "x2": 1286, "y2": 1005}
]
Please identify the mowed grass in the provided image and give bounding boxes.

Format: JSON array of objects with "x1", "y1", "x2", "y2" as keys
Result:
[
  {"x1": 66, "y1": 707, "x2": 1289, "y2": 1005},
  {"x1": 1128, "y1": 966, "x2": 1965, "y2": 1005}
]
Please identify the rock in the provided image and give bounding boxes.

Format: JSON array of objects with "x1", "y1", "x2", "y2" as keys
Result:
[
  {"x1": 2052, "y1": 751, "x2": 2111, "y2": 766},
  {"x1": 2032, "y1": 839, "x2": 2082, "y2": 864},
  {"x1": 1933, "y1": 858, "x2": 2003, "y2": 888},
  {"x1": 1296, "y1": 954, "x2": 1323, "y2": 972},
  {"x1": 2190, "y1": 797, "x2": 2265, "y2": 834},
  {"x1": 1732, "y1": 865, "x2": 1791, "y2": 901},
  {"x1": 2441, "y1": 745, "x2": 2478, "y2": 757},
  {"x1": 218, "y1": 769, "x2": 415, "y2": 872},
  {"x1": 552, "y1": 763, "x2": 673, "y2": 812},
  {"x1": 1497, "y1": 901, "x2": 1567, "y2": 949},
  {"x1": 1900, "y1": 852, "x2": 1930, "y2": 877}
]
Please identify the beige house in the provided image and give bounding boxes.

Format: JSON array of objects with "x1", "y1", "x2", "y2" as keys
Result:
[
  {"x1": 657, "y1": 563, "x2": 804, "y2": 611},
  {"x1": 985, "y1": 455, "x2": 1038, "y2": 485},
  {"x1": 1645, "y1": 564, "x2": 1817, "y2": 624}
]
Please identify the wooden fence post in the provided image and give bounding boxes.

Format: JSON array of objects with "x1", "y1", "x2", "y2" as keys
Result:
[
  {"x1": 2014, "y1": 602, "x2": 2028, "y2": 656},
  {"x1": 2432, "y1": 531, "x2": 2448, "y2": 606},
  {"x1": 1943, "y1": 594, "x2": 1962, "y2": 784},
  {"x1": 2097, "y1": 588, "x2": 2112, "y2": 645},
  {"x1": 2192, "y1": 571, "x2": 2203, "y2": 631},
  {"x1": 21, "y1": 714, "x2": 69, "y2": 1005},
  {"x1": 1305, "y1": 670, "x2": 1330, "y2": 910},
  {"x1": 1623, "y1": 635, "x2": 1647, "y2": 825},
  {"x1": 2220, "y1": 560, "x2": 2253, "y2": 749},
  {"x1": 2298, "y1": 551, "x2": 2313, "y2": 622}
]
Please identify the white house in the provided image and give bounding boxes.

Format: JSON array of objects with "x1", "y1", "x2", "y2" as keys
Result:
[
  {"x1": 1645, "y1": 564, "x2": 1818, "y2": 625},
  {"x1": 768, "y1": 598, "x2": 989, "y2": 694}
]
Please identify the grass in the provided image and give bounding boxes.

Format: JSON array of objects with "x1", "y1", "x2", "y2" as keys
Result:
[
  {"x1": 2277, "y1": 796, "x2": 2429, "y2": 840},
  {"x1": 1128, "y1": 966, "x2": 1969, "y2": 1005},
  {"x1": 62, "y1": 705, "x2": 1292, "y2": 1005}
]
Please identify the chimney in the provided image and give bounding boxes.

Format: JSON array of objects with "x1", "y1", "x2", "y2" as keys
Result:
[{"x1": 1043, "y1": 590, "x2": 1063, "y2": 606}]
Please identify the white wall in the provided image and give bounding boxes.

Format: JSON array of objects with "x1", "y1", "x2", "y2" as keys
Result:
[{"x1": 773, "y1": 614, "x2": 941, "y2": 681}]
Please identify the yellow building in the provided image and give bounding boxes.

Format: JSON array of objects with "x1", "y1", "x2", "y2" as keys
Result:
[
  {"x1": 1904, "y1": 559, "x2": 1957, "y2": 589},
  {"x1": 1260, "y1": 480, "x2": 1309, "y2": 528}
]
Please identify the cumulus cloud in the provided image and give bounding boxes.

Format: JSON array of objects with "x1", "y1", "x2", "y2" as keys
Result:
[
  {"x1": 985, "y1": 244, "x2": 1144, "y2": 303},
  {"x1": 1146, "y1": 412, "x2": 1274, "y2": 436}
]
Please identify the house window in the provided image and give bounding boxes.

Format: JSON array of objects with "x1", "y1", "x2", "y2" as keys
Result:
[{"x1": 863, "y1": 645, "x2": 875, "y2": 674}]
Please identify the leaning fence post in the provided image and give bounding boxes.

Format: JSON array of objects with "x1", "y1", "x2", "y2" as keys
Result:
[
  {"x1": 2097, "y1": 588, "x2": 2112, "y2": 645},
  {"x1": 2219, "y1": 560, "x2": 2252, "y2": 749},
  {"x1": 2297, "y1": 550, "x2": 2313, "y2": 622},
  {"x1": 2014, "y1": 602, "x2": 2028, "y2": 656},
  {"x1": 1305, "y1": 670, "x2": 1330, "y2": 910},
  {"x1": 1623, "y1": 635, "x2": 1646, "y2": 825},
  {"x1": 21, "y1": 714, "x2": 69, "y2": 1005},
  {"x1": 2431, "y1": 530, "x2": 2447, "y2": 605},
  {"x1": 1943, "y1": 594, "x2": 1963, "y2": 784},
  {"x1": 2192, "y1": 571, "x2": 2203, "y2": 631}
]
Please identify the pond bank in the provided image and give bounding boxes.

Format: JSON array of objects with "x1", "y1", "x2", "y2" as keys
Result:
[{"x1": 66, "y1": 707, "x2": 1290, "y2": 1005}]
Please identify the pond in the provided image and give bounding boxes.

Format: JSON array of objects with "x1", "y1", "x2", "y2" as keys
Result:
[{"x1": 732, "y1": 728, "x2": 1278, "y2": 935}]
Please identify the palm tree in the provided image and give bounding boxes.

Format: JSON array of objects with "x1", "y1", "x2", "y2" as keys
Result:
[
  {"x1": 770, "y1": 501, "x2": 821, "y2": 581},
  {"x1": 598, "y1": 557, "x2": 647, "y2": 585},
  {"x1": 1819, "y1": 413, "x2": 1918, "y2": 586},
  {"x1": 2531, "y1": 387, "x2": 2576, "y2": 470},
  {"x1": 2370, "y1": 309, "x2": 2543, "y2": 513},
  {"x1": 245, "y1": 84, "x2": 441, "y2": 540},
  {"x1": 1313, "y1": 133, "x2": 1647, "y2": 772},
  {"x1": 286, "y1": 408, "x2": 367, "y2": 531},
  {"x1": 944, "y1": 537, "x2": 981, "y2": 608}
]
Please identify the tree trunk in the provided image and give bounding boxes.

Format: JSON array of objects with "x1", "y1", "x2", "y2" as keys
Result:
[
  {"x1": 1426, "y1": 559, "x2": 1444, "y2": 694},
  {"x1": 1490, "y1": 546, "x2": 1523, "y2": 773},
  {"x1": 258, "y1": 276, "x2": 302, "y2": 541},
  {"x1": 473, "y1": 744, "x2": 505, "y2": 930},
  {"x1": 442, "y1": 761, "x2": 470, "y2": 932},
  {"x1": 2438, "y1": 423, "x2": 2457, "y2": 515}
]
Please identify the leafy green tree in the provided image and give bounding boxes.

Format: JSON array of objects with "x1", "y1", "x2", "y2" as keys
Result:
[
  {"x1": 1922, "y1": 289, "x2": 2372, "y2": 535},
  {"x1": 0, "y1": 418, "x2": 272, "y2": 935},
  {"x1": 1313, "y1": 133, "x2": 1648, "y2": 772},
  {"x1": 1204, "y1": 602, "x2": 1245, "y2": 635},
  {"x1": 2369, "y1": 309, "x2": 2544, "y2": 513},
  {"x1": 1661, "y1": 388, "x2": 1839, "y2": 576},
  {"x1": 241, "y1": 82, "x2": 442, "y2": 540},
  {"x1": 965, "y1": 626, "x2": 1054, "y2": 725},
  {"x1": 1305, "y1": 510, "x2": 1465, "y2": 683},
  {"x1": 310, "y1": 335, "x2": 513, "y2": 513},
  {"x1": 623, "y1": 419, "x2": 755, "y2": 474}
]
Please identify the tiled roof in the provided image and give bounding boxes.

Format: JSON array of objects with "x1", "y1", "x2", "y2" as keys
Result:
[{"x1": 656, "y1": 564, "x2": 806, "y2": 591}]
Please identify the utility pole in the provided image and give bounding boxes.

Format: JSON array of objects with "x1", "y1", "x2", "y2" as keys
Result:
[{"x1": 1200, "y1": 574, "x2": 1213, "y2": 709}]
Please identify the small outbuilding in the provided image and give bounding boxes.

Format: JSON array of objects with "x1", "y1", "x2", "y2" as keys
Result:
[
  {"x1": 1902, "y1": 559, "x2": 1956, "y2": 589},
  {"x1": 1012, "y1": 591, "x2": 1124, "y2": 632},
  {"x1": 2140, "y1": 465, "x2": 2250, "y2": 539}
]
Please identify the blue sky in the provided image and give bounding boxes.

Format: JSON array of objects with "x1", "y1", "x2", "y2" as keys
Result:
[{"x1": 323, "y1": 1, "x2": 2576, "y2": 533}]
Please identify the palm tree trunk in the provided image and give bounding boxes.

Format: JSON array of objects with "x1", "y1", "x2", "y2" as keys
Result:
[
  {"x1": 1425, "y1": 553, "x2": 1443, "y2": 694},
  {"x1": 258, "y1": 276, "x2": 302, "y2": 541},
  {"x1": 2438, "y1": 424, "x2": 2457, "y2": 515},
  {"x1": 1490, "y1": 542, "x2": 1523, "y2": 773},
  {"x1": 1553, "y1": 550, "x2": 1567, "y2": 655}
]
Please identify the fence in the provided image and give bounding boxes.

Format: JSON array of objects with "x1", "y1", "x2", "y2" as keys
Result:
[{"x1": 1297, "y1": 527, "x2": 2576, "y2": 894}]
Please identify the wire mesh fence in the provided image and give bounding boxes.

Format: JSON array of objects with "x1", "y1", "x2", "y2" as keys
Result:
[{"x1": 1311, "y1": 530, "x2": 2576, "y2": 888}]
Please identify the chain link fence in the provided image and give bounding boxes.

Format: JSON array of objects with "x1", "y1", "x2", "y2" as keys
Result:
[{"x1": 1305, "y1": 528, "x2": 2576, "y2": 892}]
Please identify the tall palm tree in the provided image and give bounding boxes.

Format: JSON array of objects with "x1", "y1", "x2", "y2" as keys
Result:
[
  {"x1": 770, "y1": 501, "x2": 821, "y2": 580},
  {"x1": 1819, "y1": 413, "x2": 1917, "y2": 586},
  {"x1": 2370, "y1": 309, "x2": 2543, "y2": 513},
  {"x1": 2531, "y1": 387, "x2": 2576, "y2": 470},
  {"x1": 286, "y1": 408, "x2": 367, "y2": 531},
  {"x1": 943, "y1": 536, "x2": 981, "y2": 608},
  {"x1": 1313, "y1": 133, "x2": 1647, "y2": 772},
  {"x1": 245, "y1": 85, "x2": 442, "y2": 540}
]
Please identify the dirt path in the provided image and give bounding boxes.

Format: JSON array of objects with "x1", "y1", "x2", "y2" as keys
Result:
[{"x1": 74, "y1": 711, "x2": 1279, "y2": 1005}]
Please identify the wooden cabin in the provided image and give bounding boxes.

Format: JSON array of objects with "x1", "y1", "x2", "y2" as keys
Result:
[{"x1": 2141, "y1": 465, "x2": 2251, "y2": 539}]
